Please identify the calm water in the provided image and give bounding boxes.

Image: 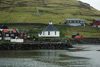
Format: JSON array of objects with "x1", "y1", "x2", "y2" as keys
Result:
[{"x1": 0, "y1": 44, "x2": 100, "y2": 67}]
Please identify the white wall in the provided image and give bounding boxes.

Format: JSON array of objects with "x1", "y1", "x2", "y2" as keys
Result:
[
  {"x1": 68, "y1": 23, "x2": 82, "y2": 26},
  {"x1": 93, "y1": 25, "x2": 100, "y2": 28},
  {"x1": 39, "y1": 31, "x2": 60, "y2": 37},
  {"x1": 10, "y1": 39, "x2": 24, "y2": 43},
  {"x1": 0, "y1": 37, "x2": 2, "y2": 40}
]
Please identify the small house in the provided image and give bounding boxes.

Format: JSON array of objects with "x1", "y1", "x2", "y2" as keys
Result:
[
  {"x1": 3, "y1": 29, "x2": 17, "y2": 40},
  {"x1": 65, "y1": 18, "x2": 85, "y2": 27},
  {"x1": 72, "y1": 33, "x2": 80, "y2": 38},
  {"x1": 74, "y1": 35, "x2": 83, "y2": 38},
  {"x1": 38, "y1": 21, "x2": 60, "y2": 37},
  {"x1": 72, "y1": 33, "x2": 83, "y2": 39},
  {"x1": 93, "y1": 19, "x2": 100, "y2": 27}
]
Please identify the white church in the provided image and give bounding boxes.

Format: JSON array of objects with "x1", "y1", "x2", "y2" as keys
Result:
[{"x1": 38, "y1": 21, "x2": 60, "y2": 37}]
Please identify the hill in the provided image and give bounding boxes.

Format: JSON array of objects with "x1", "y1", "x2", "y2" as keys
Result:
[{"x1": 0, "y1": 0, "x2": 100, "y2": 24}]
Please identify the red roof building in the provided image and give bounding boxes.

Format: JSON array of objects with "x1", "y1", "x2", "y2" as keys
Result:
[
  {"x1": 93, "y1": 19, "x2": 100, "y2": 27},
  {"x1": 3, "y1": 29, "x2": 17, "y2": 40},
  {"x1": 74, "y1": 35, "x2": 83, "y2": 38}
]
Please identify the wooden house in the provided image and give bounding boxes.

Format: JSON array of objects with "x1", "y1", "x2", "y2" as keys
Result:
[
  {"x1": 38, "y1": 21, "x2": 60, "y2": 37},
  {"x1": 65, "y1": 18, "x2": 86, "y2": 27},
  {"x1": 3, "y1": 29, "x2": 17, "y2": 40},
  {"x1": 93, "y1": 19, "x2": 100, "y2": 27}
]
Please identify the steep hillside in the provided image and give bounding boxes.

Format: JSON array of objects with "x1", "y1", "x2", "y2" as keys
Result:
[{"x1": 0, "y1": 0, "x2": 100, "y2": 24}]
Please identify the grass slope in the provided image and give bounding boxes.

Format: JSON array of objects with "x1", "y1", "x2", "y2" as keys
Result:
[
  {"x1": 8, "y1": 25, "x2": 100, "y2": 38},
  {"x1": 0, "y1": 0, "x2": 100, "y2": 24}
]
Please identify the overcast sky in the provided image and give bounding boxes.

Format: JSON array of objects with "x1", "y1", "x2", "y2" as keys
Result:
[{"x1": 79, "y1": 0, "x2": 100, "y2": 11}]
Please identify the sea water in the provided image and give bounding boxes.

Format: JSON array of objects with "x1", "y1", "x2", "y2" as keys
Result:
[{"x1": 0, "y1": 44, "x2": 100, "y2": 67}]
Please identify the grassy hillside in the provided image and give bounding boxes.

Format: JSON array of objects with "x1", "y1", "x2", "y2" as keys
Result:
[{"x1": 0, "y1": 0, "x2": 100, "y2": 24}]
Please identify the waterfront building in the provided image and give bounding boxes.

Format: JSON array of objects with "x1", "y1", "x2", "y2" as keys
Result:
[
  {"x1": 3, "y1": 29, "x2": 17, "y2": 40},
  {"x1": 65, "y1": 18, "x2": 85, "y2": 26},
  {"x1": 93, "y1": 19, "x2": 100, "y2": 27},
  {"x1": 38, "y1": 21, "x2": 60, "y2": 37}
]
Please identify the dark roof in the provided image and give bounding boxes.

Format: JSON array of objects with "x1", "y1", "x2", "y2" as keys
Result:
[
  {"x1": 43, "y1": 24, "x2": 59, "y2": 31},
  {"x1": 0, "y1": 25, "x2": 8, "y2": 29}
]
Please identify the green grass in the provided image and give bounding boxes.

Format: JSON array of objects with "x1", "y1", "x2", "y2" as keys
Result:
[
  {"x1": 0, "y1": 7, "x2": 100, "y2": 24},
  {"x1": 8, "y1": 25, "x2": 100, "y2": 38},
  {"x1": 0, "y1": 0, "x2": 100, "y2": 24},
  {"x1": 65, "y1": 27, "x2": 100, "y2": 38},
  {"x1": 0, "y1": 41, "x2": 9, "y2": 43}
]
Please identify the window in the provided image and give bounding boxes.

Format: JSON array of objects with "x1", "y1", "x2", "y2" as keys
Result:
[
  {"x1": 48, "y1": 31, "x2": 50, "y2": 35},
  {"x1": 6, "y1": 34, "x2": 9, "y2": 37},
  {"x1": 11, "y1": 34, "x2": 14, "y2": 36}
]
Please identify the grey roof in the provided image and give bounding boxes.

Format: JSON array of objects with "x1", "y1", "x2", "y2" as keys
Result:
[
  {"x1": 66, "y1": 18, "x2": 80, "y2": 20},
  {"x1": 66, "y1": 18, "x2": 85, "y2": 21},
  {"x1": 94, "y1": 19, "x2": 100, "y2": 22},
  {"x1": 43, "y1": 24, "x2": 59, "y2": 31}
]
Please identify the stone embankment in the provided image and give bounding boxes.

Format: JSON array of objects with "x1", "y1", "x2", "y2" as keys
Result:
[
  {"x1": 70, "y1": 38, "x2": 100, "y2": 44},
  {"x1": 0, "y1": 42, "x2": 73, "y2": 50}
]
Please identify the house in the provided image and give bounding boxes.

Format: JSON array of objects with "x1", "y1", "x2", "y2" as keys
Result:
[
  {"x1": 72, "y1": 33, "x2": 83, "y2": 39},
  {"x1": 3, "y1": 29, "x2": 17, "y2": 40},
  {"x1": 16, "y1": 29, "x2": 27, "y2": 39},
  {"x1": 93, "y1": 19, "x2": 100, "y2": 27},
  {"x1": 72, "y1": 33, "x2": 80, "y2": 38},
  {"x1": 38, "y1": 21, "x2": 60, "y2": 37},
  {"x1": 74, "y1": 35, "x2": 83, "y2": 38},
  {"x1": 65, "y1": 18, "x2": 85, "y2": 26}
]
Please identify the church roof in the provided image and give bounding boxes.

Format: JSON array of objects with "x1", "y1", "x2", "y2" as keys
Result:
[{"x1": 43, "y1": 21, "x2": 59, "y2": 31}]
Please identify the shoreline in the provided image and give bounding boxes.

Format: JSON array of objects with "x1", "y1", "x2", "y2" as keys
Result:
[{"x1": 0, "y1": 42, "x2": 73, "y2": 50}]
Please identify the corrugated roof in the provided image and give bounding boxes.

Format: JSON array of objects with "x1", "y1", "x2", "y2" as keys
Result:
[
  {"x1": 66, "y1": 18, "x2": 80, "y2": 20},
  {"x1": 43, "y1": 23, "x2": 59, "y2": 31},
  {"x1": 3, "y1": 29, "x2": 17, "y2": 33},
  {"x1": 3, "y1": 29, "x2": 8, "y2": 33},
  {"x1": 94, "y1": 19, "x2": 100, "y2": 22},
  {"x1": 66, "y1": 18, "x2": 85, "y2": 21}
]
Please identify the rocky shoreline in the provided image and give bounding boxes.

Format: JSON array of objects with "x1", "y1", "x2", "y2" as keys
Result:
[
  {"x1": 0, "y1": 42, "x2": 73, "y2": 50},
  {"x1": 0, "y1": 38, "x2": 100, "y2": 50},
  {"x1": 70, "y1": 38, "x2": 100, "y2": 44}
]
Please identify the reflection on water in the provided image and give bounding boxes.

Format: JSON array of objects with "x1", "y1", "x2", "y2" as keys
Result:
[{"x1": 0, "y1": 44, "x2": 100, "y2": 67}]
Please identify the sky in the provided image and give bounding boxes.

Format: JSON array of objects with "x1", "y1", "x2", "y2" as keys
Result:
[{"x1": 79, "y1": 0, "x2": 100, "y2": 11}]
